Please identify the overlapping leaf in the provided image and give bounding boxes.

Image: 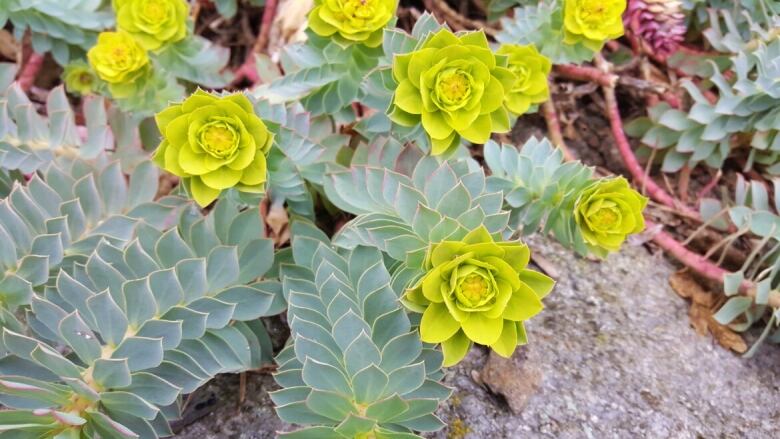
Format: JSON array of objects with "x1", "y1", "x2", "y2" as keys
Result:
[
  {"x1": 272, "y1": 221, "x2": 449, "y2": 438},
  {"x1": 0, "y1": 197, "x2": 281, "y2": 438}
]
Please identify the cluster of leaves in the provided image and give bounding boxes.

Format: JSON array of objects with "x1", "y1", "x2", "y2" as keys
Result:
[
  {"x1": 4, "y1": 0, "x2": 233, "y2": 115},
  {"x1": 699, "y1": 175, "x2": 780, "y2": 355},
  {"x1": 628, "y1": 3, "x2": 780, "y2": 174},
  {"x1": 0, "y1": 5, "x2": 647, "y2": 438},
  {"x1": 0, "y1": 0, "x2": 114, "y2": 64},
  {"x1": 496, "y1": 0, "x2": 623, "y2": 64}
]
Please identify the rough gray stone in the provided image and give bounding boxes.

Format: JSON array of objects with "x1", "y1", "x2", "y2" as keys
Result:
[{"x1": 177, "y1": 236, "x2": 780, "y2": 438}]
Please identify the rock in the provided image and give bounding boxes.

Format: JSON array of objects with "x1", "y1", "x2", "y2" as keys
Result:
[
  {"x1": 178, "y1": 236, "x2": 780, "y2": 438},
  {"x1": 479, "y1": 350, "x2": 542, "y2": 415}
]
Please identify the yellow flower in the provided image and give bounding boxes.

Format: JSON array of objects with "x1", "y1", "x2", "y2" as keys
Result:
[
  {"x1": 152, "y1": 90, "x2": 274, "y2": 207},
  {"x1": 62, "y1": 62, "x2": 98, "y2": 96},
  {"x1": 496, "y1": 44, "x2": 551, "y2": 115},
  {"x1": 563, "y1": 0, "x2": 626, "y2": 51},
  {"x1": 308, "y1": 0, "x2": 398, "y2": 47},
  {"x1": 87, "y1": 32, "x2": 150, "y2": 98},
  {"x1": 574, "y1": 177, "x2": 648, "y2": 257},
  {"x1": 116, "y1": 0, "x2": 189, "y2": 51},
  {"x1": 402, "y1": 226, "x2": 553, "y2": 366}
]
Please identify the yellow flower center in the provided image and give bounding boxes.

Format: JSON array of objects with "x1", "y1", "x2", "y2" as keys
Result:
[
  {"x1": 578, "y1": 0, "x2": 620, "y2": 27},
  {"x1": 341, "y1": 0, "x2": 376, "y2": 20},
  {"x1": 590, "y1": 207, "x2": 620, "y2": 230},
  {"x1": 78, "y1": 72, "x2": 94, "y2": 85},
  {"x1": 199, "y1": 121, "x2": 238, "y2": 158},
  {"x1": 435, "y1": 69, "x2": 473, "y2": 108},
  {"x1": 142, "y1": 0, "x2": 168, "y2": 21},
  {"x1": 460, "y1": 275, "x2": 489, "y2": 302}
]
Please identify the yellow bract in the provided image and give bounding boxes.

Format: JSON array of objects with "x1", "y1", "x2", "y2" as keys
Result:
[
  {"x1": 87, "y1": 32, "x2": 149, "y2": 95},
  {"x1": 563, "y1": 0, "x2": 626, "y2": 51},
  {"x1": 308, "y1": 0, "x2": 397, "y2": 47}
]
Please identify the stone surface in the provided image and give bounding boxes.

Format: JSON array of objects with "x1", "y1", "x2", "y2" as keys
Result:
[{"x1": 177, "y1": 236, "x2": 780, "y2": 438}]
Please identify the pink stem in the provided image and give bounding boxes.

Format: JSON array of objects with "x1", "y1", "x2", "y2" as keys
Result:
[
  {"x1": 18, "y1": 52, "x2": 44, "y2": 91},
  {"x1": 554, "y1": 64, "x2": 616, "y2": 87},
  {"x1": 647, "y1": 220, "x2": 780, "y2": 308},
  {"x1": 602, "y1": 84, "x2": 700, "y2": 219}
]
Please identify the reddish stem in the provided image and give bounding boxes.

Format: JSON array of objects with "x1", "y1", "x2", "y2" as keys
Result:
[
  {"x1": 17, "y1": 52, "x2": 45, "y2": 91},
  {"x1": 231, "y1": 0, "x2": 278, "y2": 87},
  {"x1": 647, "y1": 220, "x2": 780, "y2": 308},
  {"x1": 602, "y1": 84, "x2": 699, "y2": 219},
  {"x1": 541, "y1": 98, "x2": 574, "y2": 161},
  {"x1": 554, "y1": 64, "x2": 616, "y2": 87}
]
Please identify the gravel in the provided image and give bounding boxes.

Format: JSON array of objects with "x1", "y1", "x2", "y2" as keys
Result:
[{"x1": 177, "y1": 236, "x2": 780, "y2": 439}]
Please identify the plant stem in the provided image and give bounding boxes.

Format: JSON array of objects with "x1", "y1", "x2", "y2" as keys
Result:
[
  {"x1": 646, "y1": 220, "x2": 780, "y2": 308},
  {"x1": 541, "y1": 98, "x2": 574, "y2": 161},
  {"x1": 601, "y1": 81, "x2": 699, "y2": 219},
  {"x1": 18, "y1": 52, "x2": 44, "y2": 91}
]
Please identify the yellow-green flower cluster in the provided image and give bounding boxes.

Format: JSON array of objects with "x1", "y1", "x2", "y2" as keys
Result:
[
  {"x1": 563, "y1": 0, "x2": 626, "y2": 51},
  {"x1": 308, "y1": 0, "x2": 397, "y2": 47},
  {"x1": 115, "y1": 0, "x2": 189, "y2": 51},
  {"x1": 62, "y1": 61, "x2": 98, "y2": 96},
  {"x1": 574, "y1": 177, "x2": 647, "y2": 257},
  {"x1": 496, "y1": 44, "x2": 551, "y2": 115},
  {"x1": 87, "y1": 32, "x2": 150, "y2": 98},
  {"x1": 389, "y1": 29, "x2": 516, "y2": 156},
  {"x1": 152, "y1": 90, "x2": 274, "y2": 207},
  {"x1": 403, "y1": 226, "x2": 554, "y2": 366}
]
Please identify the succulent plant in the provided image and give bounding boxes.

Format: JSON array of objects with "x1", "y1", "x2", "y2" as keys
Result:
[
  {"x1": 573, "y1": 177, "x2": 648, "y2": 258},
  {"x1": 87, "y1": 32, "x2": 151, "y2": 98},
  {"x1": 625, "y1": 0, "x2": 687, "y2": 57},
  {"x1": 562, "y1": 0, "x2": 626, "y2": 51},
  {"x1": 0, "y1": 196, "x2": 281, "y2": 438},
  {"x1": 152, "y1": 90, "x2": 274, "y2": 207},
  {"x1": 272, "y1": 220, "x2": 450, "y2": 438},
  {"x1": 402, "y1": 226, "x2": 553, "y2": 366},
  {"x1": 388, "y1": 28, "x2": 514, "y2": 156},
  {"x1": 307, "y1": 0, "x2": 398, "y2": 47},
  {"x1": 115, "y1": 0, "x2": 189, "y2": 51}
]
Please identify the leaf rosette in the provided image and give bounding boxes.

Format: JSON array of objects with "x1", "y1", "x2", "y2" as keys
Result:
[
  {"x1": 496, "y1": 44, "x2": 551, "y2": 115},
  {"x1": 389, "y1": 29, "x2": 515, "y2": 156},
  {"x1": 563, "y1": 0, "x2": 626, "y2": 51},
  {"x1": 87, "y1": 32, "x2": 150, "y2": 98},
  {"x1": 573, "y1": 176, "x2": 648, "y2": 257},
  {"x1": 402, "y1": 226, "x2": 554, "y2": 366},
  {"x1": 152, "y1": 90, "x2": 274, "y2": 207},
  {"x1": 115, "y1": 0, "x2": 189, "y2": 51},
  {"x1": 308, "y1": 0, "x2": 398, "y2": 47}
]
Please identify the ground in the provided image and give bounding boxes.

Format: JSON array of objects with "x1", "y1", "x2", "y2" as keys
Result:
[{"x1": 176, "y1": 235, "x2": 780, "y2": 438}]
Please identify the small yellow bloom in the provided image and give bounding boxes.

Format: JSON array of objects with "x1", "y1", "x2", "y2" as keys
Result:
[
  {"x1": 563, "y1": 0, "x2": 626, "y2": 51},
  {"x1": 496, "y1": 44, "x2": 551, "y2": 115},
  {"x1": 62, "y1": 62, "x2": 98, "y2": 96},
  {"x1": 87, "y1": 32, "x2": 150, "y2": 98},
  {"x1": 116, "y1": 0, "x2": 189, "y2": 51},
  {"x1": 574, "y1": 176, "x2": 648, "y2": 257},
  {"x1": 308, "y1": 0, "x2": 397, "y2": 47}
]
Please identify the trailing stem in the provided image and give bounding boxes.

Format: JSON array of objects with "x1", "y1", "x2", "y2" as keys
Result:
[
  {"x1": 541, "y1": 97, "x2": 574, "y2": 161},
  {"x1": 646, "y1": 219, "x2": 780, "y2": 308}
]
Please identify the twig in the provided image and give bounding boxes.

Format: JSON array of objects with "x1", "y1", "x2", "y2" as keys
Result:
[
  {"x1": 541, "y1": 98, "x2": 574, "y2": 161},
  {"x1": 647, "y1": 219, "x2": 780, "y2": 308},
  {"x1": 232, "y1": 0, "x2": 278, "y2": 86},
  {"x1": 17, "y1": 52, "x2": 44, "y2": 91},
  {"x1": 696, "y1": 170, "x2": 722, "y2": 200},
  {"x1": 253, "y1": 0, "x2": 278, "y2": 54}
]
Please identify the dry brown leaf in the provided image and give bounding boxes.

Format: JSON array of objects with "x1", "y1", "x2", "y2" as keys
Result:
[
  {"x1": 266, "y1": 201, "x2": 290, "y2": 247},
  {"x1": 0, "y1": 30, "x2": 20, "y2": 61},
  {"x1": 267, "y1": 0, "x2": 312, "y2": 61},
  {"x1": 669, "y1": 271, "x2": 747, "y2": 353}
]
